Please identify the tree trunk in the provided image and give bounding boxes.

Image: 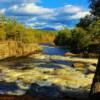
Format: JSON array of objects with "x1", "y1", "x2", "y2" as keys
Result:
[{"x1": 90, "y1": 54, "x2": 100, "y2": 99}]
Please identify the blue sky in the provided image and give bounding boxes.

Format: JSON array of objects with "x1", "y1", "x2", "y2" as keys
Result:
[{"x1": 0, "y1": 0, "x2": 90, "y2": 30}]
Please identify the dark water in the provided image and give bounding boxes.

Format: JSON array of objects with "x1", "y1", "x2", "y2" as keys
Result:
[
  {"x1": 42, "y1": 45, "x2": 73, "y2": 66},
  {"x1": 42, "y1": 45, "x2": 68, "y2": 55},
  {"x1": 52, "y1": 60, "x2": 73, "y2": 66},
  {"x1": 0, "y1": 82, "x2": 20, "y2": 94},
  {"x1": 0, "y1": 82, "x2": 18, "y2": 91}
]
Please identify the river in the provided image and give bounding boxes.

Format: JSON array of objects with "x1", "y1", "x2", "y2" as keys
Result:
[
  {"x1": 0, "y1": 44, "x2": 95, "y2": 98},
  {"x1": 0, "y1": 44, "x2": 70, "y2": 95},
  {"x1": 42, "y1": 44, "x2": 68, "y2": 55}
]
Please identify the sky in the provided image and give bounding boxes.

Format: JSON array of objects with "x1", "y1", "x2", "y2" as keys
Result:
[{"x1": 0, "y1": 0, "x2": 90, "y2": 30}]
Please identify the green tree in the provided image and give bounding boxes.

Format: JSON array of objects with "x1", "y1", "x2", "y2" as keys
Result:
[
  {"x1": 0, "y1": 15, "x2": 6, "y2": 41},
  {"x1": 77, "y1": 15, "x2": 94, "y2": 30},
  {"x1": 90, "y1": 0, "x2": 100, "y2": 18},
  {"x1": 54, "y1": 28, "x2": 72, "y2": 46},
  {"x1": 89, "y1": 20, "x2": 100, "y2": 43},
  {"x1": 71, "y1": 27, "x2": 91, "y2": 52}
]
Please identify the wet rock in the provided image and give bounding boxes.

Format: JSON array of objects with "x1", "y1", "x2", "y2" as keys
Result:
[
  {"x1": 86, "y1": 74, "x2": 94, "y2": 79},
  {"x1": 26, "y1": 83, "x2": 63, "y2": 97},
  {"x1": 72, "y1": 63, "x2": 85, "y2": 69},
  {"x1": 16, "y1": 79, "x2": 30, "y2": 90},
  {"x1": 64, "y1": 52, "x2": 78, "y2": 57},
  {"x1": 36, "y1": 80, "x2": 52, "y2": 86},
  {"x1": 88, "y1": 65, "x2": 96, "y2": 72}
]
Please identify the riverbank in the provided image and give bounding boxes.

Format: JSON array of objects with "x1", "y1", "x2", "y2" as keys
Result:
[
  {"x1": 0, "y1": 44, "x2": 98, "y2": 99},
  {"x1": 0, "y1": 41, "x2": 42, "y2": 59}
]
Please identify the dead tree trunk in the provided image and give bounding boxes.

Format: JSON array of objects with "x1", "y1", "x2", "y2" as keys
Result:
[{"x1": 90, "y1": 54, "x2": 100, "y2": 99}]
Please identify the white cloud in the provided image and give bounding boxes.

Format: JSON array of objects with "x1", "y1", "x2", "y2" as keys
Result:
[
  {"x1": 3, "y1": 2, "x2": 90, "y2": 29},
  {"x1": 27, "y1": 21, "x2": 46, "y2": 26},
  {"x1": 58, "y1": 4, "x2": 90, "y2": 20},
  {"x1": 0, "y1": 9, "x2": 5, "y2": 14},
  {"x1": 9, "y1": 3, "x2": 54, "y2": 15},
  {"x1": 68, "y1": 11, "x2": 90, "y2": 19},
  {"x1": 61, "y1": 5, "x2": 81, "y2": 13},
  {"x1": 22, "y1": 4, "x2": 90, "y2": 29},
  {"x1": 27, "y1": 17, "x2": 37, "y2": 22}
]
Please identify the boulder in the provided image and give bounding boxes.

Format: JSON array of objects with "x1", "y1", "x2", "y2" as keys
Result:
[
  {"x1": 26, "y1": 83, "x2": 63, "y2": 97},
  {"x1": 64, "y1": 52, "x2": 79, "y2": 57},
  {"x1": 72, "y1": 63, "x2": 85, "y2": 69},
  {"x1": 88, "y1": 65, "x2": 96, "y2": 73}
]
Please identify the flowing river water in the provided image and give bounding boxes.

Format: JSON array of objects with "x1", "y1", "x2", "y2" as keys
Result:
[
  {"x1": 0, "y1": 45, "x2": 70, "y2": 94},
  {"x1": 0, "y1": 44, "x2": 96, "y2": 98}
]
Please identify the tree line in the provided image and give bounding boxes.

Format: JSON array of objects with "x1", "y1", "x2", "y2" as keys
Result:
[
  {"x1": 0, "y1": 15, "x2": 56, "y2": 57},
  {"x1": 0, "y1": 15, "x2": 56, "y2": 44},
  {"x1": 54, "y1": 12, "x2": 100, "y2": 55}
]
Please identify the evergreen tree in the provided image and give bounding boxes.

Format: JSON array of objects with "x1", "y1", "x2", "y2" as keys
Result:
[{"x1": 90, "y1": 0, "x2": 100, "y2": 18}]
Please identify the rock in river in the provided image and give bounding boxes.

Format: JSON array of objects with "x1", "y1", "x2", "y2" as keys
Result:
[
  {"x1": 72, "y1": 63, "x2": 85, "y2": 69},
  {"x1": 26, "y1": 83, "x2": 63, "y2": 98},
  {"x1": 64, "y1": 52, "x2": 78, "y2": 57}
]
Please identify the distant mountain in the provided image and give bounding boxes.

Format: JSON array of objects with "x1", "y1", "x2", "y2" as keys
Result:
[{"x1": 41, "y1": 27, "x2": 56, "y2": 30}]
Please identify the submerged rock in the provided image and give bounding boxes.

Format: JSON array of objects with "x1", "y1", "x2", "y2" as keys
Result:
[
  {"x1": 26, "y1": 83, "x2": 90, "y2": 99},
  {"x1": 26, "y1": 83, "x2": 63, "y2": 97}
]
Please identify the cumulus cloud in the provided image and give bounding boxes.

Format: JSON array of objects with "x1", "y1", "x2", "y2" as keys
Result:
[
  {"x1": 0, "y1": 1, "x2": 90, "y2": 30},
  {"x1": 8, "y1": 3, "x2": 54, "y2": 15},
  {"x1": 60, "y1": 5, "x2": 81, "y2": 13},
  {"x1": 68, "y1": 11, "x2": 90, "y2": 19},
  {"x1": 19, "y1": 4, "x2": 89, "y2": 29},
  {"x1": 57, "y1": 5, "x2": 90, "y2": 20}
]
